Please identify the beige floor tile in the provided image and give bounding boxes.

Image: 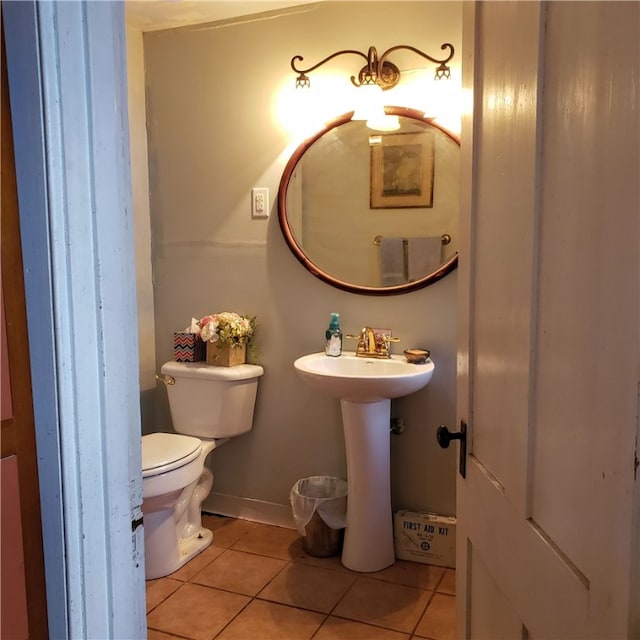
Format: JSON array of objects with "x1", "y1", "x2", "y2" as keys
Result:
[
  {"x1": 369, "y1": 561, "x2": 445, "y2": 591},
  {"x1": 414, "y1": 592, "x2": 456, "y2": 640},
  {"x1": 216, "y1": 599, "x2": 325, "y2": 640},
  {"x1": 294, "y1": 550, "x2": 356, "y2": 574},
  {"x1": 168, "y1": 543, "x2": 225, "y2": 582},
  {"x1": 258, "y1": 562, "x2": 357, "y2": 613},
  {"x1": 190, "y1": 549, "x2": 287, "y2": 596},
  {"x1": 146, "y1": 577, "x2": 183, "y2": 613},
  {"x1": 333, "y1": 576, "x2": 431, "y2": 634},
  {"x1": 231, "y1": 522, "x2": 303, "y2": 560},
  {"x1": 203, "y1": 514, "x2": 259, "y2": 549},
  {"x1": 146, "y1": 582, "x2": 250, "y2": 640},
  {"x1": 437, "y1": 568, "x2": 456, "y2": 595},
  {"x1": 314, "y1": 616, "x2": 410, "y2": 639}
]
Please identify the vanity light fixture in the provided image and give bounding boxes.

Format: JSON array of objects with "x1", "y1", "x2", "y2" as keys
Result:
[{"x1": 290, "y1": 43, "x2": 455, "y2": 92}]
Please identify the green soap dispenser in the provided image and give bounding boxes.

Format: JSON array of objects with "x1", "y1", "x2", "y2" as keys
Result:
[{"x1": 325, "y1": 312, "x2": 342, "y2": 357}]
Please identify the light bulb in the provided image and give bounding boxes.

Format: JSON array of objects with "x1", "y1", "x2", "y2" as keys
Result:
[
  {"x1": 366, "y1": 114, "x2": 400, "y2": 132},
  {"x1": 352, "y1": 83, "x2": 384, "y2": 121}
]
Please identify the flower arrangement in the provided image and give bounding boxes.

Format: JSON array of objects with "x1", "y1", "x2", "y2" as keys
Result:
[{"x1": 198, "y1": 312, "x2": 256, "y2": 349}]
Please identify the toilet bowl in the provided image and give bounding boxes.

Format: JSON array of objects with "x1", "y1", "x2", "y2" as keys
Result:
[
  {"x1": 141, "y1": 361, "x2": 263, "y2": 579},
  {"x1": 142, "y1": 432, "x2": 221, "y2": 579}
]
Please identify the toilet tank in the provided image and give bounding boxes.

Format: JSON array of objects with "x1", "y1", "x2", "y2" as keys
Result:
[{"x1": 160, "y1": 361, "x2": 264, "y2": 439}]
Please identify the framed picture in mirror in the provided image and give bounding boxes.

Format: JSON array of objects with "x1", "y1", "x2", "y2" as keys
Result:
[{"x1": 370, "y1": 131, "x2": 434, "y2": 209}]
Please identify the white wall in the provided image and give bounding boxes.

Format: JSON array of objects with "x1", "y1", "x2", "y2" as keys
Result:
[{"x1": 139, "y1": 1, "x2": 462, "y2": 523}]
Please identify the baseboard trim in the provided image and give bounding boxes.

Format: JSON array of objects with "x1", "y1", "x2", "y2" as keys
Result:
[{"x1": 203, "y1": 491, "x2": 295, "y2": 530}]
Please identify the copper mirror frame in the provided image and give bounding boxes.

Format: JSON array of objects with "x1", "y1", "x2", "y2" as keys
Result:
[{"x1": 277, "y1": 106, "x2": 459, "y2": 295}]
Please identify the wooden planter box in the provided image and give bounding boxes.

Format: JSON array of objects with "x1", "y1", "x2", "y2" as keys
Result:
[{"x1": 206, "y1": 342, "x2": 246, "y2": 367}]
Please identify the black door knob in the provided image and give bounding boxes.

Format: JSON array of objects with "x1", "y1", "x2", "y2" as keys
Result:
[
  {"x1": 437, "y1": 424, "x2": 464, "y2": 448},
  {"x1": 436, "y1": 422, "x2": 467, "y2": 478}
]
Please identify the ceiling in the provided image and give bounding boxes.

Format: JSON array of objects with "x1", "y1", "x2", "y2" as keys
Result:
[{"x1": 125, "y1": 0, "x2": 323, "y2": 32}]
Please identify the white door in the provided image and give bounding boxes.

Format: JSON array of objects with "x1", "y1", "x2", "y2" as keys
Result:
[{"x1": 456, "y1": 2, "x2": 639, "y2": 638}]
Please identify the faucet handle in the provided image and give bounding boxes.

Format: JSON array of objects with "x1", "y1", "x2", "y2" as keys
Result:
[
  {"x1": 346, "y1": 329, "x2": 373, "y2": 354},
  {"x1": 345, "y1": 333, "x2": 366, "y2": 352},
  {"x1": 377, "y1": 333, "x2": 399, "y2": 357}
]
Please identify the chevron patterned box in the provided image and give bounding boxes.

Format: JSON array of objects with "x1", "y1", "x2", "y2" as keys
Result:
[{"x1": 173, "y1": 332, "x2": 206, "y2": 362}]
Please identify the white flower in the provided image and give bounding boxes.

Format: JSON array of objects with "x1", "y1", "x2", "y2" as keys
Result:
[
  {"x1": 197, "y1": 312, "x2": 255, "y2": 348},
  {"x1": 199, "y1": 318, "x2": 219, "y2": 342}
]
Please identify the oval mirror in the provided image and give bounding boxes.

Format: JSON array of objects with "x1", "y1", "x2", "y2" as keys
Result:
[{"x1": 278, "y1": 106, "x2": 459, "y2": 295}]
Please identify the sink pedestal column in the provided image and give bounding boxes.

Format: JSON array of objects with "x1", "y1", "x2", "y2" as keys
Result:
[{"x1": 340, "y1": 398, "x2": 395, "y2": 572}]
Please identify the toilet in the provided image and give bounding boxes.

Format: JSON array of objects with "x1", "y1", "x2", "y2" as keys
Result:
[{"x1": 141, "y1": 360, "x2": 264, "y2": 579}]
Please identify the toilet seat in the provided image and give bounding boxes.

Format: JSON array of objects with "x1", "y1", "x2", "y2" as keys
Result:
[{"x1": 142, "y1": 432, "x2": 202, "y2": 478}]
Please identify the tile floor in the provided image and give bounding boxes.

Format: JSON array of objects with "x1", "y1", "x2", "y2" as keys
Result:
[{"x1": 146, "y1": 515, "x2": 456, "y2": 640}]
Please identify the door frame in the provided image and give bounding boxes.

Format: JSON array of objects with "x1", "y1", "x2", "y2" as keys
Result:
[{"x1": 3, "y1": 2, "x2": 146, "y2": 637}]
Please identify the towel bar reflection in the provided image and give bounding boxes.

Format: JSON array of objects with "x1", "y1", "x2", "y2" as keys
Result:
[{"x1": 373, "y1": 234, "x2": 451, "y2": 246}]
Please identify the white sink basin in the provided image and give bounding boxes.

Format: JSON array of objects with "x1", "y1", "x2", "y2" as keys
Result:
[
  {"x1": 293, "y1": 350, "x2": 435, "y2": 573},
  {"x1": 294, "y1": 351, "x2": 434, "y2": 402}
]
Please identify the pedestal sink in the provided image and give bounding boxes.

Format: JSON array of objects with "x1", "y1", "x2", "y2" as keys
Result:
[{"x1": 294, "y1": 351, "x2": 434, "y2": 572}]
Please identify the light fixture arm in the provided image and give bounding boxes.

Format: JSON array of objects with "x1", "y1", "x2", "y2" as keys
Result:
[
  {"x1": 377, "y1": 43, "x2": 454, "y2": 71},
  {"x1": 291, "y1": 49, "x2": 369, "y2": 76},
  {"x1": 290, "y1": 43, "x2": 455, "y2": 90}
]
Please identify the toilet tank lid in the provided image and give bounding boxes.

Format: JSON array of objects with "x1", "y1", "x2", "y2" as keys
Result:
[
  {"x1": 161, "y1": 361, "x2": 264, "y2": 381},
  {"x1": 142, "y1": 432, "x2": 201, "y2": 473}
]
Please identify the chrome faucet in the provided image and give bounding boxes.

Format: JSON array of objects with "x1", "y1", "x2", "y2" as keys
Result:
[{"x1": 346, "y1": 327, "x2": 400, "y2": 359}]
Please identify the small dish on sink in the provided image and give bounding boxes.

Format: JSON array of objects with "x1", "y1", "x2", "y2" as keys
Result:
[{"x1": 403, "y1": 348, "x2": 431, "y2": 364}]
